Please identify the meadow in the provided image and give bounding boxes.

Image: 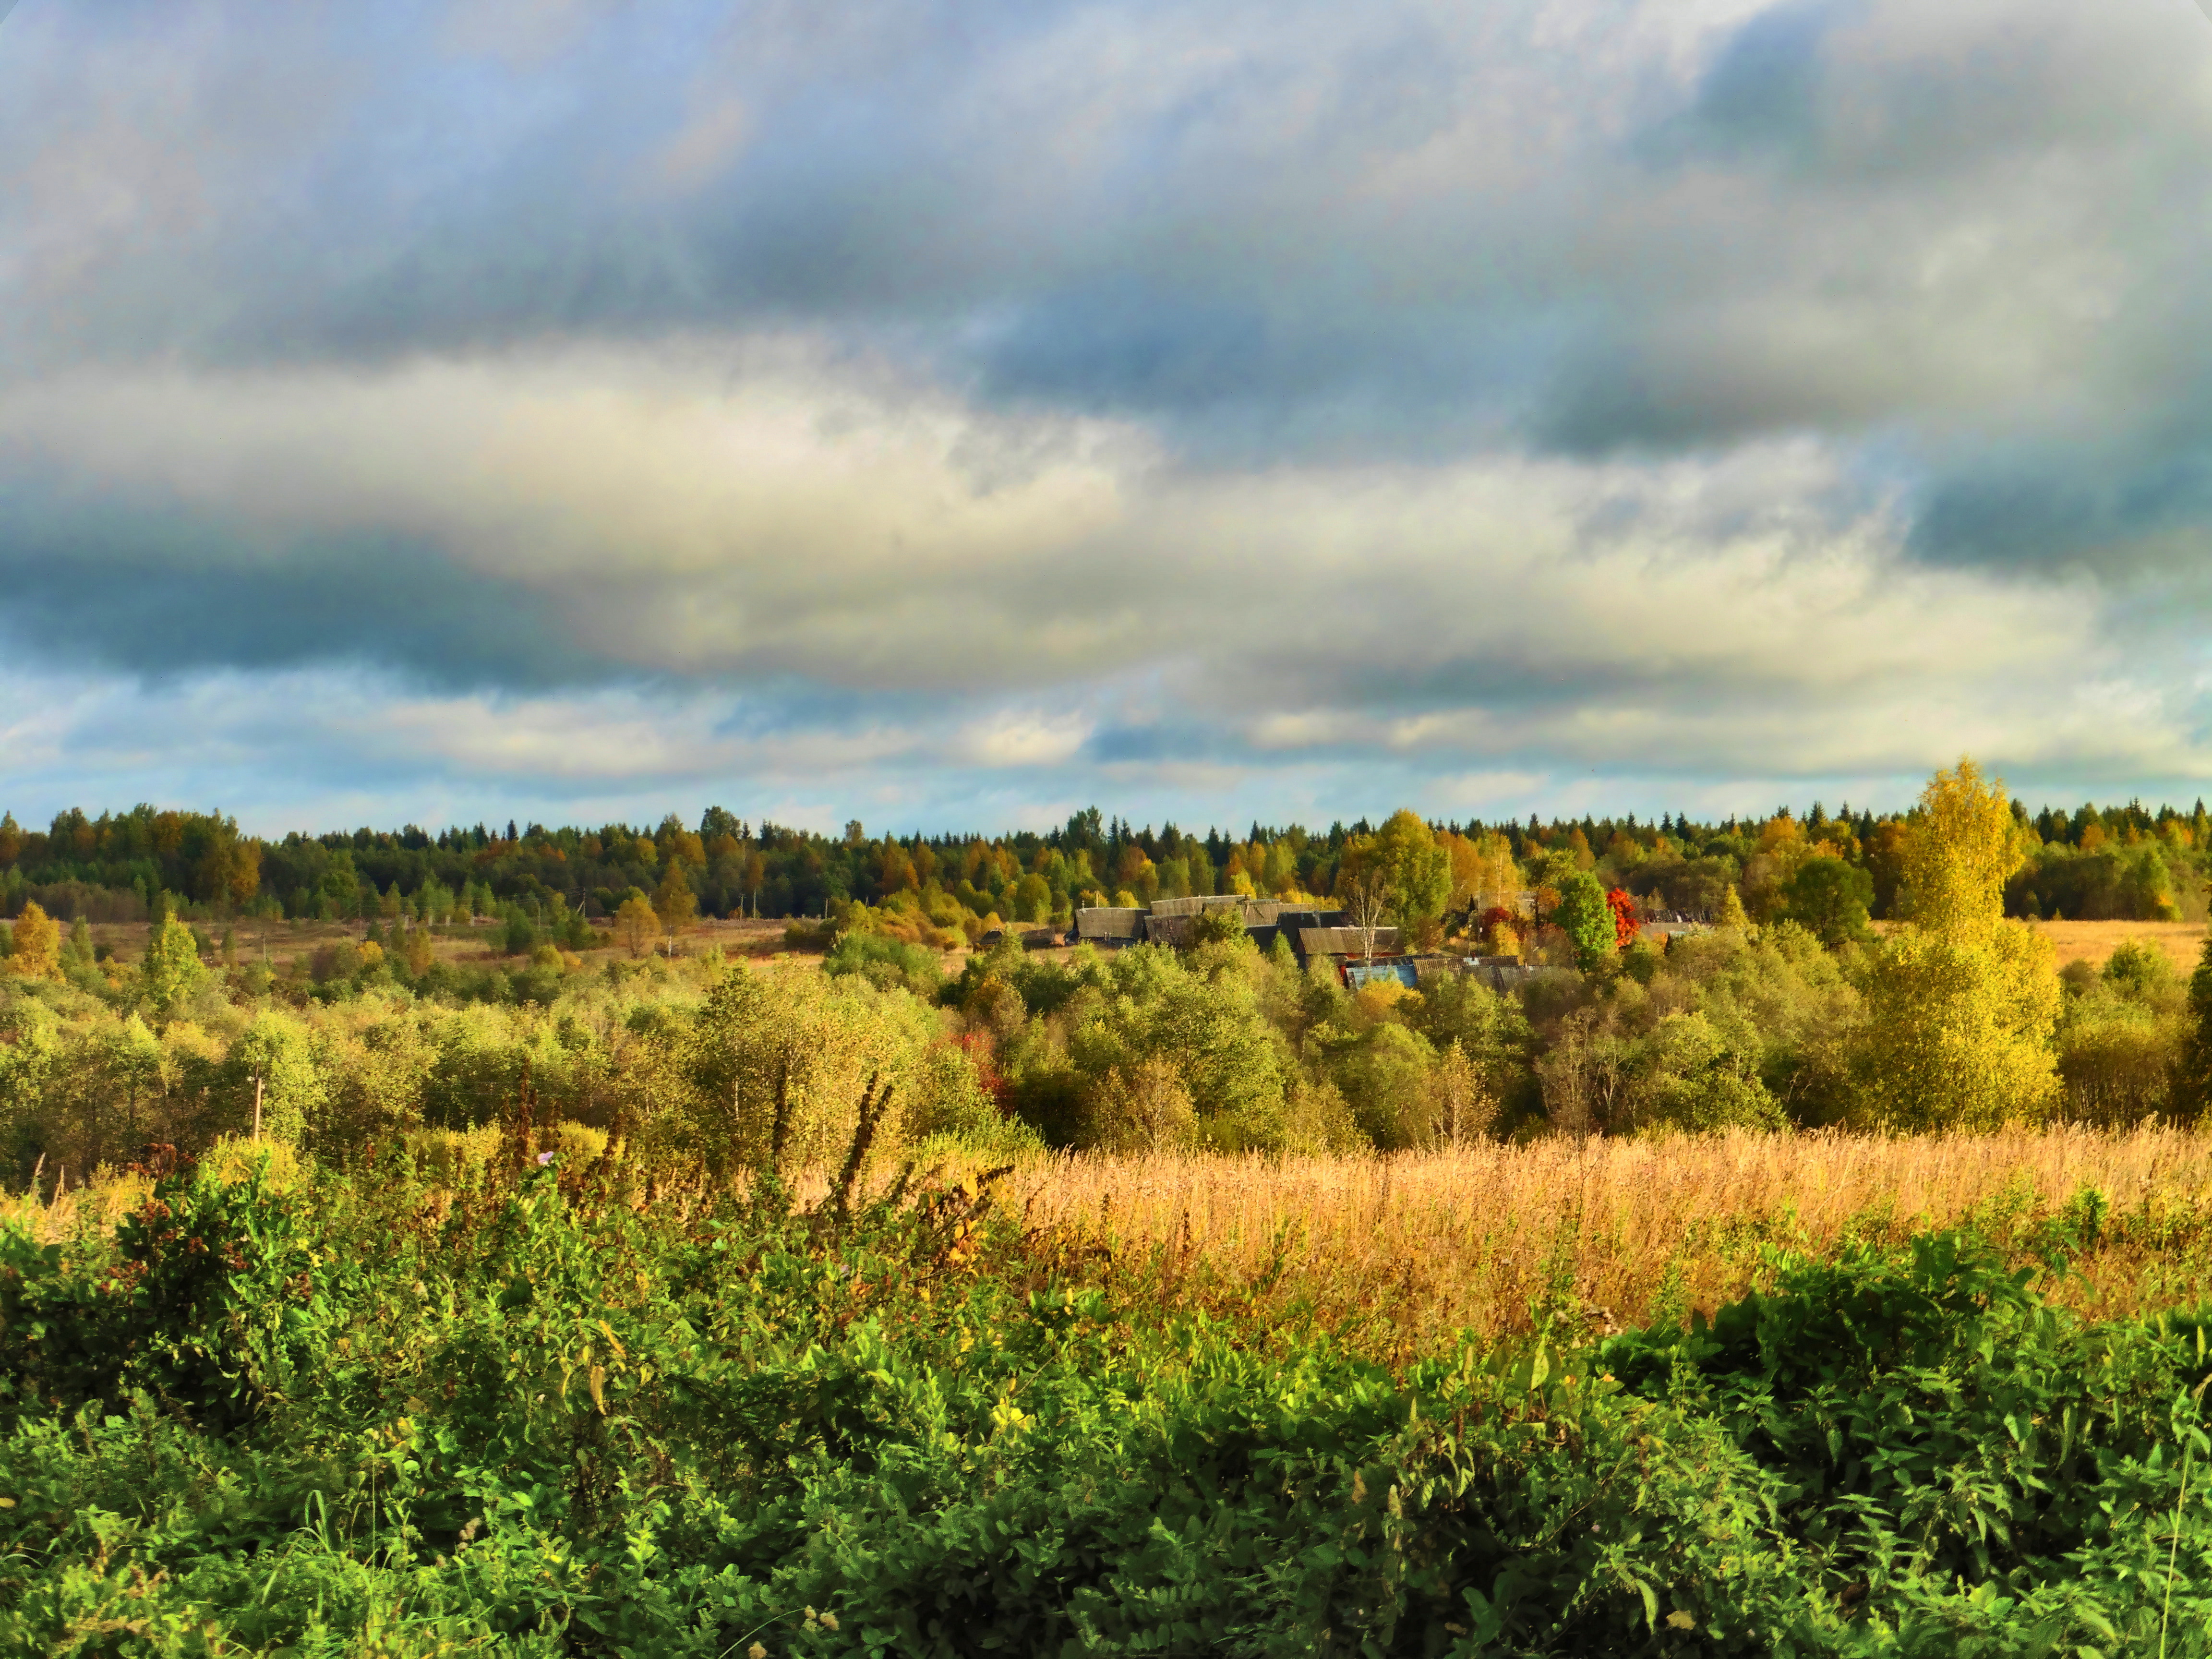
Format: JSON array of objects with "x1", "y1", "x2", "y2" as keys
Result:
[{"x1": 1003, "y1": 1128, "x2": 2212, "y2": 1348}]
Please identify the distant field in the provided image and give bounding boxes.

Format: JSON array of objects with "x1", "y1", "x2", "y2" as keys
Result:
[
  {"x1": 2028, "y1": 917, "x2": 2206, "y2": 972},
  {"x1": 49, "y1": 910, "x2": 2211, "y2": 982},
  {"x1": 63, "y1": 913, "x2": 806, "y2": 975}
]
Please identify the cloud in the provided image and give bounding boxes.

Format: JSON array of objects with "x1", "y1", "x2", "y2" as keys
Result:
[
  {"x1": 0, "y1": 334, "x2": 2202, "y2": 817},
  {"x1": 4, "y1": 0, "x2": 2212, "y2": 827}
]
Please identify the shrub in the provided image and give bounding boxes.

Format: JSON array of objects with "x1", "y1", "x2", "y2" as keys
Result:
[
  {"x1": 1078, "y1": 1055, "x2": 1196, "y2": 1152},
  {"x1": 1067, "y1": 945, "x2": 1286, "y2": 1130},
  {"x1": 1628, "y1": 1010, "x2": 1785, "y2": 1133},
  {"x1": 668, "y1": 963, "x2": 936, "y2": 1177},
  {"x1": 902, "y1": 1040, "x2": 1040, "y2": 1156},
  {"x1": 6, "y1": 1167, "x2": 2212, "y2": 1654},
  {"x1": 307, "y1": 938, "x2": 362, "y2": 986},
  {"x1": 2103, "y1": 937, "x2": 2181, "y2": 1005},
  {"x1": 1332, "y1": 1022, "x2": 1438, "y2": 1148},
  {"x1": 824, "y1": 929, "x2": 943, "y2": 998}
]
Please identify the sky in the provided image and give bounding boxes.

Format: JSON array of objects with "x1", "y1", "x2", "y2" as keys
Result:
[{"x1": 6, "y1": 0, "x2": 2212, "y2": 839}]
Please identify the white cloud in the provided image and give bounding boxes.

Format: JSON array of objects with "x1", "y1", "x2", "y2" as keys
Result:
[{"x1": 0, "y1": 336, "x2": 2191, "y2": 806}]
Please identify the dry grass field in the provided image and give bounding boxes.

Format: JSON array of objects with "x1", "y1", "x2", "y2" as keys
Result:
[
  {"x1": 998, "y1": 1129, "x2": 2212, "y2": 1356},
  {"x1": 14, "y1": 1128, "x2": 2212, "y2": 1367},
  {"x1": 61, "y1": 913, "x2": 813, "y2": 977},
  {"x1": 2029, "y1": 917, "x2": 2207, "y2": 972}
]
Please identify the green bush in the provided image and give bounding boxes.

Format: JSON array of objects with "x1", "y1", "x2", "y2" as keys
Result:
[
  {"x1": 1329, "y1": 1021, "x2": 1438, "y2": 1148},
  {"x1": 824, "y1": 930, "x2": 943, "y2": 998}
]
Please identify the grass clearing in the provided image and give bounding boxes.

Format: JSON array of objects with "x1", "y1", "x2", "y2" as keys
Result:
[
  {"x1": 1005, "y1": 1128, "x2": 2212, "y2": 1352},
  {"x1": 2031, "y1": 917, "x2": 2208, "y2": 972}
]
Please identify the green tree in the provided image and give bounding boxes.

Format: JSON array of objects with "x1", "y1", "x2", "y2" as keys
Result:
[
  {"x1": 1011, "y1": 873, "x2": 1053, "y2": 925},
  {"x1": 1185, "y1": 904, "x2": 1250, "y2": 949},
  {"x1": 1333, "y1": 1022, "x2": 1438, "y2": 1148},
  {"x1": 674, "y1": 963, "x2": 932, "y2": 1178},
  {"x1": 1373, "y1": 809, "x2": 1451, "y2": 948},
  {"x1": 1069, "y1": 946, "x2": 1286, "y2": 1129},
  {"x1": 194, "y1": 827, "x2": 261, "y2": 910},
  {"x1": 228, "y1": 1009, "x2": 325, "y2": 1143},
  {"x1": 1551, "y1": 871, "x2": 1618, "y2": 974},
  {"x1": 1856, "y1": 759, "x2": 2059, "y2": 1129},
  {"x1": 94, "y1": 1014, "x2": 166, "y2": 1154},
  {"x1": 1784, "y1": 856, "x2": 1874, "y2": 948},
  {"x1": 141, "y1": 908, "x2": 206, "y2": 1016},
  {"x1": 1629, "y1": 1011, "x2": 1785, "y2": 1133},
  {"x1": 2175, "y1": 933, "x2": 2212, "y2": 1122}
]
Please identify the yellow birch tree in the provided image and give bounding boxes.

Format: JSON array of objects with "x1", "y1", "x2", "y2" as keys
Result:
[
  {"x1": 8, "y1": 902, "x2": 60, "y2": 980},
  {"x1": 1856, "y1": 758, "x2": 2059, "y2": 1129}
]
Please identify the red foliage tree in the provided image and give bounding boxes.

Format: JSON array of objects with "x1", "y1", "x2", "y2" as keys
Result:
[{"x1": 1606, "y1": 887, "x2": 1639, "y2": 952}]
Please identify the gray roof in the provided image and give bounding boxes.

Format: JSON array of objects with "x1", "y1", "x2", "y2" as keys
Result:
[
  {"x1": 1147, "y1": 894, "x2": 1250, "y2": 918},
  {"x1": 1076, "y1": 907, "x2": 1146, "y2": 940},
  {"x1": 1299, "y1": 926, "x2": 1401, "y2": 957}
]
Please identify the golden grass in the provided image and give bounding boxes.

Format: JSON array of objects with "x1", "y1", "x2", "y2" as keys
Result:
[
  {"x1": 1003, "y1": 1129, "x2": 2212, "y2": 1351},
  {"x1": 19, "y1": 1127, "x2": 2212, "y2": 1363},
  {"x1": 0, "y1": 1167, "x2": 153, "y2": 1245},
  {"x1": 0, "y1": 1137, "x2": 305, "y2": 1246},
  {"x1": 2030, "y1": 918, "x2": 2208, "y2": 973}
]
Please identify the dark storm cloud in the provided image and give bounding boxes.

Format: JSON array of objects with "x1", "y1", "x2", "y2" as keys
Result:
[
  {"x1": 1911, "y1": 451, "x2": 2212, "y2": 576},
  {"x1": 0, "y1": 490, "x2": 594, "y2": 689}
]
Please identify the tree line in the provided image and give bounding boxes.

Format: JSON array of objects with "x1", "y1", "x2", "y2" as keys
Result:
[{"x1": 2, "y1": 785, "x2": 2208, "y2": 942}]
